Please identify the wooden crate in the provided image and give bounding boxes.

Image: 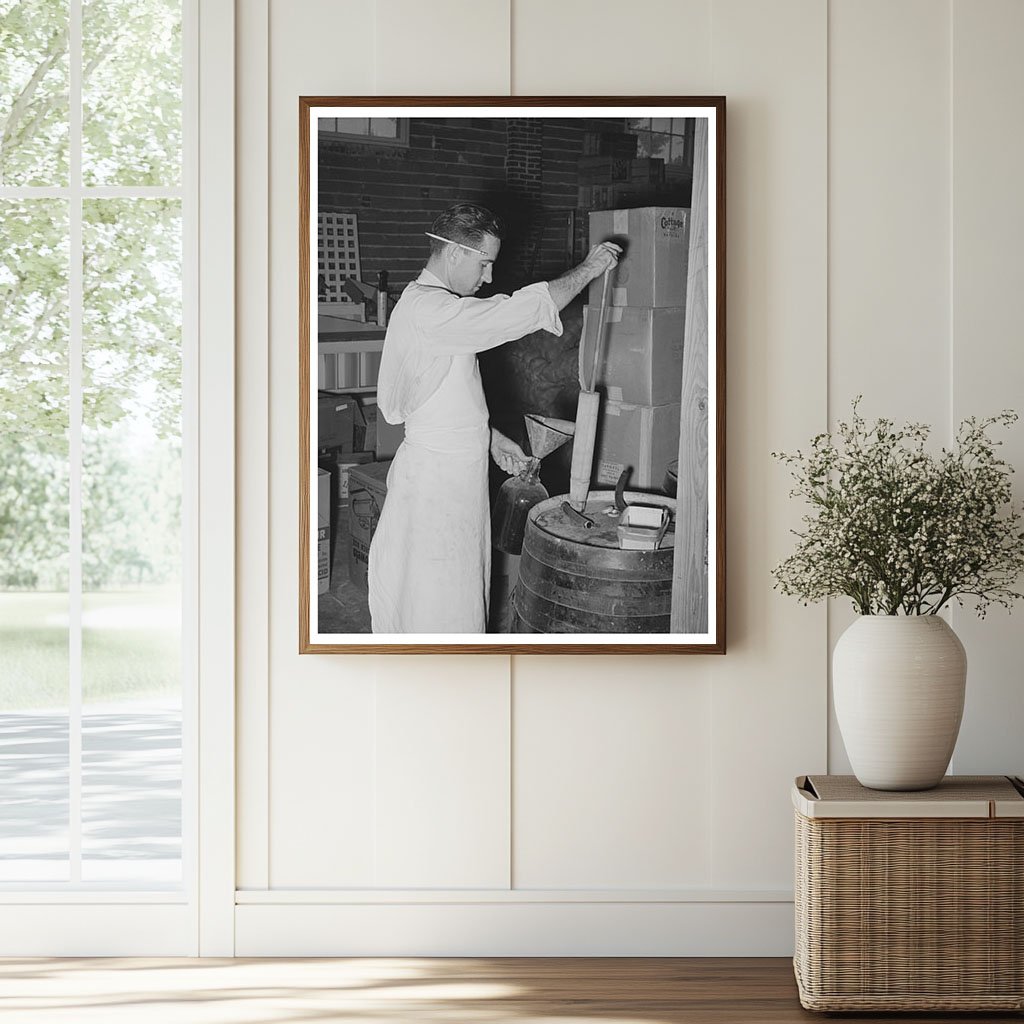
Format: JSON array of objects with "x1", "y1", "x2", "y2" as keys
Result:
[{"x1": 793, "y1": 775, "x2": 1024, "y2": 1011}]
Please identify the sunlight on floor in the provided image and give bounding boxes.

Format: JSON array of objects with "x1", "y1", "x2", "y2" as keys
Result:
[{"x1": 0, "y1": 958, "x2": 669, "y2": 1024}]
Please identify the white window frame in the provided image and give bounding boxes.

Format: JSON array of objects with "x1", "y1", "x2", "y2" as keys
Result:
[{"x1": 0, "y1": 0, "x2": 235, "y2": 956}]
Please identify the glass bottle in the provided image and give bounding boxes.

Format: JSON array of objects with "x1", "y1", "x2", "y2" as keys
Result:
[
  {"x1": 491, "y1": 459, "x2": 548, "y2": 555},
  {"x1": 376, "y1": 270, "x2": 389, "y2": 326}
]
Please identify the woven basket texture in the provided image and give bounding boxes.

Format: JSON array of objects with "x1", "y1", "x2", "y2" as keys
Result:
[{"x1": 794, "y1": 810, "x2": 1024, "y2": 1011}]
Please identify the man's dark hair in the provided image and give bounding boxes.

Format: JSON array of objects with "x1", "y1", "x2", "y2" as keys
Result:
[{"x1": 428, "y1": 203, "x2": 504, "y2": 256}]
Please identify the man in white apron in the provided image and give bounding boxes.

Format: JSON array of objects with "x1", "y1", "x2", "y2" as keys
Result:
[{"x1": 368, "y1": 203, "x2": 620, "y2": 634}]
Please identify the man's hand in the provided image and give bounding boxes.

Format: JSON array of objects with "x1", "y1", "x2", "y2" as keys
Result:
[
  {"x1": 546, "y1": 241, "x2": 623, "y2": 310},
  {"x1": 582, "y1": 241, "x2": 622, "y2": 280},
  {"x1": 490, "y1": 428, "x2": 532, "y2": 476}
]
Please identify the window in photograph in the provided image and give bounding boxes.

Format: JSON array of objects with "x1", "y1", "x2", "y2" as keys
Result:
[
  {"x1": 319, "y1": 117, "x2": 409, "y2": 146},
  {"x1": 627, "y1": 116, "x2": 696, "y2": 178}
]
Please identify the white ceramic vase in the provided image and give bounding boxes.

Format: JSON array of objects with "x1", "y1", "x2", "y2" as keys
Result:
[{"x1": 833, "y1": 615, "x2": 967, "y2": 791}]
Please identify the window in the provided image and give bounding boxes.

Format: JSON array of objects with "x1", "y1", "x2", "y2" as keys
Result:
[
  {"x1": 318, "y1": 116, "x2": 408, "y2": 147},
  {"x1": 0, "y1": 0, "x2": 192, "y2": 891},
  {"x1": 626, "y1": 116, "x2": 695, "y2": 178}
]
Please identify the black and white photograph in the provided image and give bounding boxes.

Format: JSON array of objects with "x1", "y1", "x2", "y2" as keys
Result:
[{"x1": 299, "y1": 99, "x2": 725, "y2": 653}]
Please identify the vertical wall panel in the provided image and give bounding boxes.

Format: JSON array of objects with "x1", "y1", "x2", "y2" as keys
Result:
[
  {"x1": 270, "y1": 669, "x2": 377, "y2": 886},
  {"x1": 376, "y1": 1, "x2": 510, "y2": 94},
  {"x1": 708, "y1": 0, "x2": 828, "y2": 889},
  {"x1": 266, "y1": 0, "x2": 378, "y2": 887},
  {"x1": 236, "y1": 0, "x2": 270, "y2": 893},
  {"x1": 512, "y1": 0, "x2": 712, "y2": 94},
  {"x1": 949, "y1": 0, "x2": 1024, "y2": 777},
  {"x1": 828, "y1": 0, "x2": 950, "y2": 421},
  {"x1": 828, "y1": 0, "x2": 951, "y2": 773},
  {"x1": 374, "y1": 659, "x2": 511, "y2": 888},
  {"x1": 513, "y1": 658, "x2": 713, "y2": 889}
]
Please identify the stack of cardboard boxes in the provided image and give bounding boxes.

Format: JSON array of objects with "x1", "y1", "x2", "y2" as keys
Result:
[
  {"x1": 346, "y1": 461, "x2": 391, "y2": 591},
  {"x1": 582, "y1": 207, "x2": 691, "y2": 492},
  {"x1": 316, "y1": 390, "x2": 404, "y2": 594}
]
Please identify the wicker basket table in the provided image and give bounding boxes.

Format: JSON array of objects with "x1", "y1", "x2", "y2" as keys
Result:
[{"x1": 793, "y1": 774, "x2": 1024, "y2": 1012}]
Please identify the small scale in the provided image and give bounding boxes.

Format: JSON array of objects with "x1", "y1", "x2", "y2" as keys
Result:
[{"x1": 617, "y1": 503, "x2": 671, "y2": 550}]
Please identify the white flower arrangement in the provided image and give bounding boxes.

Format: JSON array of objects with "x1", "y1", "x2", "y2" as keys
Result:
[{"x1": 772, "y1": 401, "x2": 1024, "y2": 616}]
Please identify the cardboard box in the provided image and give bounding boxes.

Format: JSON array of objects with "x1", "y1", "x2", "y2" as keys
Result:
[
  {"x1": 317, "y1": 390, "x2": 364, "y2": 452},
  {"x1": 581, "y1": 304, "x2": 685, "y2": 406},
  {"x1": 629, "y1": 157, "x2": 666, "y2": 185},
  {"x1": 347, "y1": 461, "x2": 392, "y2": 591},
  {"x1": 582, "y1": 131, "x2": 638, "y2": 158},
  {"x1": 376, "y1": 414, "x2": 405, "y2": 459},
  {"x1": 359, "y1": 397, "x2": 378, "y2": 453},
  {"x1": 588, "y1": 182, "x2": 643, "y2": 211},
  {"x1": 588, "y1": 207, "x2": 691, "y2": 308},
  {"x1": 578, "y1": 155, "x2": 630, "y2": 184},
  {"x1": 317, "y1": 468, "x2": 330, "y2": 594},
  {"x1": 593, "y1": 400, "x2": 681, "y2": 491},
  {"x1": 355, "y1": 395, "x2": 404, "y2": 458}
]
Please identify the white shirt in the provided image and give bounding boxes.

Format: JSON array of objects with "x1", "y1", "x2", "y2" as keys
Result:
[{"x1": 367, "y1": 270, "x2": 562, "y2": 634}]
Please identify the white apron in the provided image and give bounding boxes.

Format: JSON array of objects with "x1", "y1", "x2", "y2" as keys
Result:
[
  {"x1": 367, "y1": 271, "x2": 562, "y2": 634},
  {"x1": 368, "y1": 355, "x2": 491, "y2": 632}
]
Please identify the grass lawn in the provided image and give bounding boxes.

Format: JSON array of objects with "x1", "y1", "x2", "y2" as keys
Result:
[{"x1": 0, "y1": 589, "x2": 181, "y2": 710}]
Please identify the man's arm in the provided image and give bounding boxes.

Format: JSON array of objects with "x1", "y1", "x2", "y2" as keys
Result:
[{"x1": 545, "y1": 242, "x2": 621, "y2": 311}]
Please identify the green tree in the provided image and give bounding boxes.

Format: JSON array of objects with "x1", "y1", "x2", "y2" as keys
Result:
[
  {"x1": 1, "y1": 0, "x2": 183, "y2": 590},
  {"x1": 0, "y1": 0, "x2": 68, "y2": 186}
]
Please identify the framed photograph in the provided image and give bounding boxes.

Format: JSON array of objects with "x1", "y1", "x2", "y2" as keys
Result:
[{"x1": 299, "y1": 97, "x2": 725, "y2": 654}]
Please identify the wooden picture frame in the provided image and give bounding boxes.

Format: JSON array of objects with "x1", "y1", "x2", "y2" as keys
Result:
[{"x1": 299, "y1": 97, "x2": 725, "y2": 653}]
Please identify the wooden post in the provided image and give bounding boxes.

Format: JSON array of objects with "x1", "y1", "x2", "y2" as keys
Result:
[
  {"x1": 671, "y1": 118, "x2": 710, "y2": 633},
  {"x1": 568, "y1": 390, "x2": 601, "y2": 510}
]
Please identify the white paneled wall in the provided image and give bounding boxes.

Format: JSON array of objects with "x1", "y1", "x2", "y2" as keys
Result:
[
  {"x1": 513, "y1": 657, "x2": 713, "y2": 889},
  {"x1": 826, "y1": 0, "x2": 953, "y2": 773},
  {"x1": 234, "y1": 0, "x2": 1024, "y2": 954},
  {"x1": 510, "y1": 0, "x2": 712, "y2": 95},
  {"x1": 262, "y1": 0, "x2": 374, "y2": 891},
  {"x1": 372, "y1": 659, "x2": 511, "y2": 889},
  {"x1": 270, "y1": 666, "x2": 378, "y2": 886},
  {"x1": 706, "y1": 0, "x2": 828, "y2": 890},
  {"x1": 829, "y1": 0, "x2": 951, "y2": 425},
  {"x1": 948, "y1": 0, "x2": 1024, "y2": 777},
  {"x1": 376, "y1": 1, "x2": 510, "y2": 94}
]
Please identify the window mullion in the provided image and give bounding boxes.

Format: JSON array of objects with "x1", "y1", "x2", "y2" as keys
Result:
[{"x1": 68, "y1": 0, "x2": 84, "y2": 885}]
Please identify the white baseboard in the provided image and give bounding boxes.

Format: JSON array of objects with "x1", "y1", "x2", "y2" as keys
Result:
[
  {"x1": 235, "y1": 896, "x2": 795, "y2": 957},
  {"x1": 0, "y1": 903, "x2": 195, "y2": 956}
]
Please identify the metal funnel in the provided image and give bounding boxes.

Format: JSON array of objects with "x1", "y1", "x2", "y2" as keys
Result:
[{"x1": 525, "y1": 414, "x2": 575, "y2": 460}]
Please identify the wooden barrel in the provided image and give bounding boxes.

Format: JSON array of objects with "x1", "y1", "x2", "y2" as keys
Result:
[{"x1": 513, "y1": 491, "x2": 675, "y2": 634}]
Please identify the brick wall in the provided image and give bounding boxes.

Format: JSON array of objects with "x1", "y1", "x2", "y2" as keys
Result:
[
  {"x1": 318, "y1": 117, "x2": 509, "y2": 293},
  {"x1": 318, "y1": 116, "x2": 637, "y2": 295},
  {"x1": 317, "y1": 116, "x2": 652, "y2": 474}
]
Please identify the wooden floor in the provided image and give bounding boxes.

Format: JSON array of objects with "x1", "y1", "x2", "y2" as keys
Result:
[{"x1": 0, "y1": 957, "x2": 1020, "y2": 1023}]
